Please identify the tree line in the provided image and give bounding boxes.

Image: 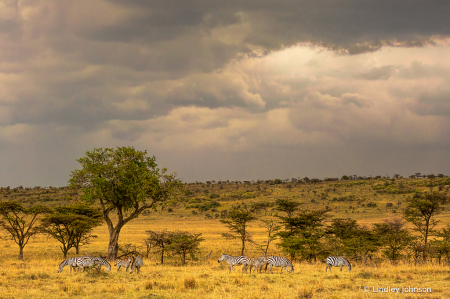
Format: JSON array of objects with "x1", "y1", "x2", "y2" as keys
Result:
[
  {"x1": 1, "y1": 146, "x2": 449, "y2": 266},
  {"x1": 219, "y1": 192, "x2": 450, "y2": 265}
]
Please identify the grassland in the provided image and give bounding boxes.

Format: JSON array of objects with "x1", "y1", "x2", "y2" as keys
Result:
[{"x1": 1, "y1": 177, "x2": 450, "y2": 298}]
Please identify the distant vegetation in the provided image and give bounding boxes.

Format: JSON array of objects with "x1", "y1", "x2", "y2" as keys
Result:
[
  {"x1": 2, "y1": 173, "x2": 450, "y2": 265},
  {"x1": 1, "y1": 172, "x2": 450, "y2": 298}
]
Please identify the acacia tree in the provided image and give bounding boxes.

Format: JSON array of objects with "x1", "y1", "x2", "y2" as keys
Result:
[
  {"x1": 259, "y1": 219, "x2": 281, "y2": 255},
  {"x1": 69, "y1": 147, "x2": 182, "y2": 260},
  {"x1": 328, "y1": 218, "x2": 380, "y2": 263},
  {"x1": 220, "y1": 209, "x2": 256, "y2": 255},
  {"x1": 40, "y1": 202, "x2": 103, "y2": 258},
  {"x1": 277, "y1": 209, "x2": 329, "y2": 262},
  {"x1": 166, "y1": 231, "x2": 204, "y2": 264},
  {"x1": 0, "y1": 201, "x2": 51, "y2": 260},
  {"x1": 373, "y1": 218, "x2": 411, "y2": 263},
  {"x1": 403, "y1": 191, "x2": 445, "y2": 259},
  {"x1": 146, "y1": 229, "x2": 172, "y2": 264}
]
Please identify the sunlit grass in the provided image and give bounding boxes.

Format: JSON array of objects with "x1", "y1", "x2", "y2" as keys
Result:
[
  {"x1": 1, "y1": 215, "x2": 449, "y2": 298},
  {"x1": 1, "y1": 178, "x2": 450, "y2": 298}
]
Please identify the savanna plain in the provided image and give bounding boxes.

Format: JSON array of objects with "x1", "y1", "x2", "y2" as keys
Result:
[{"x1": 1, "y1": 176, "x2": 449, "y2": 299}]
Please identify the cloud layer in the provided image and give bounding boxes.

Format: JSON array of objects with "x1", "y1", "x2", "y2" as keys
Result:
[{"x1": 1, "y1": 0, "x2": 450, "y2": 186}]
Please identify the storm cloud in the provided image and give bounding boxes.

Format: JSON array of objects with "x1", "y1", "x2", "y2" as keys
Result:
[{"x1": 1, "y1": 0, "x2": 450, "y2": 186}]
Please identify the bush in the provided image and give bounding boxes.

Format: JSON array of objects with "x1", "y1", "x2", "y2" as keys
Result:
[
  {"x1": 184, "y1": 277, "x2": 197, "y2": 289},
  {"x1": 209, "y1": 193, "x2": 220, "y2": 199}
]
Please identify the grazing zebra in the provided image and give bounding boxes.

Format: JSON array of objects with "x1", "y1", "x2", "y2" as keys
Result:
[
  {"x1": 116, "y1": 257, "x2": 133, "y2": 273},
  {"x1": 58, "y1": 257, "x2": 79, "y2": 273},
  {"x1": 90, "y1": 256, "x2": 111, "y2": 272},
  {"x1": 130, "y1": 256, "x2": 144, "y2": 274},
  {"x1": 218, "y1": 254, "x2": 250, "y2": 273},
  {"x1": 267, "y1": 256, "x2": 294, "y2": 274},
  {"x1": 326, "y1": 256, "x2": 352, "y2": 272},
  {"x1": 76, "y1": 257, "x2": 98, "y2": 271},
  {"x1": 243, "y1": 256, "x2": 268, "y2": 274},
  {"x1": 75, "y1": 256, "x2": 111, "y2": 272}
]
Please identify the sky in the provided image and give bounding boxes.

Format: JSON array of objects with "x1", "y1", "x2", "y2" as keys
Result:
[{"x1": 1, "y1": 0, "x2": 450, "y2": 187}]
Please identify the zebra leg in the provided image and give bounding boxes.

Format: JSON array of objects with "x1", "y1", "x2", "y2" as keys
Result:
[
  {"x1": 340, "y1": 265, "x2": 343, "y2": 272},
  {"x1": 269, "y1": 264, "x2": 273, "y2": 274},
  {"x1": 280, "y1": 266, "x2": 284, "y2": 274}
]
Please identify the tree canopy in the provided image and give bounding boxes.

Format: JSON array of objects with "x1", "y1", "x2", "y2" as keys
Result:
[
  {"x1": 69, "y1": 146, "x2": 182, "y2": 260},
  {"x1": 40, "y1": 202, "x2": 103, "y2": 258},
  {"x1": 0, "y1": 201, "x2": 51, "y2": 260}
]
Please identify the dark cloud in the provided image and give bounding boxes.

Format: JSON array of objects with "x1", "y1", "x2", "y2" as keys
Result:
[
  {"x1": 102, "y1": 0, "x2": 450, "y2": 54},
  {"x1": 1, "y1": 0, "x2": 450, "y2": 187},
  {"x1": 354, "y1": 65, "x2": 398, "y2": 80},
  {"x1": 412, "y1": 89, "x2": 450, "y2": 117}
]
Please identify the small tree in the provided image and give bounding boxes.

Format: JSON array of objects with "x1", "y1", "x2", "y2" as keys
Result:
[
  {"x1": 0, "y1": 201, "x2": 51, "y2": 260},
  {"x1": 220, "y1": 209, "x2": 256, "y2": 255},
  {"x1": 275, "y1": 198, "x2": 301, "y2": 219},
  {"x1": 277, "y1": 208, "x2": 329, "y2": 262},
  {"x1": 259, "y1": 219, "x2": 281, "y2": 255},
  {"x1": 146, "y1": 229, "x2": 171, "y2": 264},
  {"x1": 373, "y1": 218, "x2": 411, "y2": 263},
  {"x1": 328, "y1": 218, "x2": 380, "y2": 263},
  {"x1": 166, "y1": 231, "x2": 204, "y2": 264},
  {"x1": 40, "y1": 203, "x2": 103, "y2": 258},
  {"x1": 403, "y1": 191, "x2": 445, "y2": 259}
]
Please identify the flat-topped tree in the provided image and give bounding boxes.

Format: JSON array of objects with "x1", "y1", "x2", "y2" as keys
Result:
[
  {"x1": 0, "y1": 201, "x2": 51, "y2": 260},
  {"x1": 69, "y1": 147, "x2": 182, "y2": 260}
]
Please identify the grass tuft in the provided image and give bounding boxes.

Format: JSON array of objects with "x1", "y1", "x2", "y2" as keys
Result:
[
  {"x1": 184, "y1": 277, "x2": 197, "y2": 289},
  {"x1": 297, "y1": 286, "x2": 314, "y2": 299}
]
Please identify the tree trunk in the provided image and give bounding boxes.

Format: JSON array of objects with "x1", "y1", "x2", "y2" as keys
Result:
[
  {"x1": 18, "y1": 245, "x2": 24, "y2": 260},
  {"x1": 107, "y1": 231, "x2": 120, "y2": 261},
  {"x1": 75, "y1": 245, "x2": 80, "y2": 255}
]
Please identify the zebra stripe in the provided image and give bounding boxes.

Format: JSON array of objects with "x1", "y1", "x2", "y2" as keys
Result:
[
  {"x1": 130, "y1": 256, "x2": 143, "y2": 274},
  {"x1": 326, "y1": 256, "x2": 351, "y2": 272},
  {"x1": 90, "y1": 256, "x2": 111, "y2": 272},
  {"x1": 267, "y1": 256, "x2": 294, "y2": 274},
  {"x1": 116, "y1": 257, "x2": 133, "y2": 273},
  {"x1": 58, "y1": 257, "x2": 78, "y2": 273},
  {"x1": 75, "y1": 257, "x2": 97, "y2": 271},
  {"x1": 243, "y1": 256, "x2": 268, "y2": 274},
  {"x1": 58, "y1": 257, "x2": 111, "y2": 273},
  {"x1": 218, "y1": 254, "x2": 250, "y2": 273}
]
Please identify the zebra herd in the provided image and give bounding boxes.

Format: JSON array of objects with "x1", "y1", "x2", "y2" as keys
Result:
[
  {"x1": 218, "y1": 254, "x2": 352, "y2": 274},
  {"x1": 58, "y1": 256, "x2": 144, "y2": 274},
  {"x1": 58, "y1": 254, "x2": 350, "y2": 275},
  {"x1": 218, "y1": 254, "x2": 294, "y2": 274}
]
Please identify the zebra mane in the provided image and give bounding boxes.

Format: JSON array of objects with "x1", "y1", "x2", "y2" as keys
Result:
[{"x1": 341, "y1": 257, "x2": 350, "y2": 264}]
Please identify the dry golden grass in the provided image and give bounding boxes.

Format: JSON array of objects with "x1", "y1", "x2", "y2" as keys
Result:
[
  {"x1": 0, "y1": 216, "x2": 449, "y2": 299},
  {"x1": 1, "y1": 177, "x2": 450, "y2": 298}
]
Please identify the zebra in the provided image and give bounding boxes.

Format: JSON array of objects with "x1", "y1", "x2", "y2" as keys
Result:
[
  {"x1": 243, "y1": 255, "x2": 268, "y2": 273},
  {"x1": 130, "y1": 256, "x2": 144, "y2": 274},
  {"x1": 218, "y1": 254, "x2": 250, "y2": 273},
  {"x1": 75, "y1": 257, "x2": 98, "y2": 272},
  {"x1": 325, "y1": 256, "x2": 352, "y2": 272},
  {"x1": 75, "y1": 257, "x2": 111, "y2": 272},
  {"x1": 267, "y1": 256, "x2": 294, "y2": 274},
  {"x1": 90, "y1": 256, "x2": 111, "y2": 272},
  {"x1": 116, "y1": 257, "x2": 133, "y2": 273},
  {"x1": 58, "y1": 257, "x2": 79, "y2": 273}
]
